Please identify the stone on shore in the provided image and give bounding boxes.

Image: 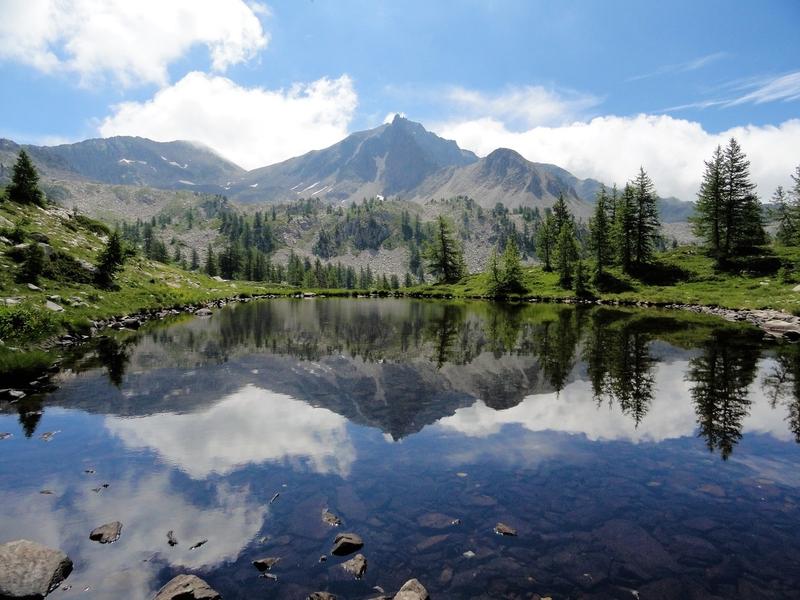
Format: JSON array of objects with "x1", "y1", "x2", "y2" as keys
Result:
[
  {"x1": 89, "y1": 521, "x2": 122, "y2": 544},
  {"x1": 330, "y1": 532, "x2": 363, "y2": 556},
  {"x1": 394, "y1": 578, "x2": 429, "y2": 600},
  {"x1": 340, "y1": 553, "x2": 367, "y2": 579},
  {"x1": 0, "y1": 539, "x2": 73, "y2": 599},
  {"x1": 154, "y1": 574, "x2": 220, "y2": 600},
  {"x1": 194, "y1": 308, "x2": 213, "y2": 317}
]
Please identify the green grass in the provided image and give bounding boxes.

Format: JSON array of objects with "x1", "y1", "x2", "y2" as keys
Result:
[{"x1": 406, "y1": 245, "x2": 800, "y2": 313}]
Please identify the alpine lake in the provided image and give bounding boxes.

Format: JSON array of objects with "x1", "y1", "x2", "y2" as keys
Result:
[{"x1": 1, "y1": 298, "x2": 799, "y2": 600}]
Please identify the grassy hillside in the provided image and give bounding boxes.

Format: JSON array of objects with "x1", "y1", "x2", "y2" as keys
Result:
[{"x1": 410, "y1": 244, "x2": 800, "y2": 314}]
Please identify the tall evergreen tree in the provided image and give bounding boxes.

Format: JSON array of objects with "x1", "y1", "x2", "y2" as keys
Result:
[
  {"x1": 204, "y1": 245, "x2": 217, "y2": 277},
  {"x1": 536, "y1": 212, "x2": 556, "y2": 271},
  {"x1": 630, "y1": 167, "x2": 660, "y2": 266},
  {"x1": 554, "y1": 222, "x2": 578, "y2": 289},
  {"x1": 691, "y1": 145, "x2": 724, "y2": 258},
  {"x1": 190, "y1": 248, "x2": 199, "y2": 270},
  {"x1": 589, "y1": 185, "x2": 611, "y2": 281},
  {"x1": 95, "y1": 230, "x2": 126, "y2": 288},
  {"x1": 424, "y1": 216, "x2": 465, "y2": 283},
  {"x1": 613, "y1": 184, "x2": 636, "y2": 273},
  {"x1": 773, "y1": 186, "x2": 796, "y2": 245},
  {"x1": 7, "y1": 150, "x2": 45, "y2": 206}
]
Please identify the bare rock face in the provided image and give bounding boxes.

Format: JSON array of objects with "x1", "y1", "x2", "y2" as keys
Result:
[
  {"x1": 330, "y1": 532, "x2": 363, "y2": 556},
  {"x1": 0, "y1": 539, "x2": 73, "y2": 598},
  {"x1": 153, "y1": 574, "x2": 220, "y2": 600},
  {"x1": 394, "y1": 578, "x2": 429, "y2": 600},
  {"x1": 89, "y1": 521, "x2": 122, "y2": 544}
]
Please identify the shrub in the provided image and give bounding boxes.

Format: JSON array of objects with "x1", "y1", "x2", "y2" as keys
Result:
[{"x1": 0, "y1": 304, "x2": 59, "y2": 343}]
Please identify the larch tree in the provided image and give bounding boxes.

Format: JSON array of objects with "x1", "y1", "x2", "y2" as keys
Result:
[
  {"x1": 630, "y1": 167, "x2": 660, "y2": 267},
  {"x1": 8, "y1": 150, "x2": 45, "y2": 206},
  {"x1": 589, "y1": 185, "x2": 611, "y2": 281},
  {"x1": 691, "y1": 145, "x2": 724, "y2": 258},
  {"x1": 425, "y1": 216, "x2": 465, "y2": 283}
]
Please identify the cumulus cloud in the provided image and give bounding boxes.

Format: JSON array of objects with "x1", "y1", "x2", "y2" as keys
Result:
[
  {"x1": 99, "y1": 72, "x2": 358, "y2": 169},
  {"x1": 0, "y1": 0, "x2": 268, "y2": 86},
  {"x1": 445, "y1": 85, "x2": 601, "y2": 128},
  {"x1": 435, "y1": 112, "x2": 800, "y2": 201}
]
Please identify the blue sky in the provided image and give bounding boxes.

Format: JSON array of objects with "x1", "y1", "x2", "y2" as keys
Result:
[{"x1": 1, "y1": 0, "x2": 798, "y2": 199}]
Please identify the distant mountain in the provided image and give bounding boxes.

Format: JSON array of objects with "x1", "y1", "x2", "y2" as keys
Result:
[
  {"x1": 0, "y1": 136, "x2": 244, "y2": 191},
  {"x1": 410, "y1": 147, "x2": 600, "y2": 216},
  {"x1": 0, "y1": 118, "x2": 623, "y2": 219},
  {"x1": 230, "y1": 115, "x2": 479, "y2": 203}
]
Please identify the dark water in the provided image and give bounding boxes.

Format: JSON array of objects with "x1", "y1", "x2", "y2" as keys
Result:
[{"x1": 1, "y1": 299, "x2": 800, "y2": 600}]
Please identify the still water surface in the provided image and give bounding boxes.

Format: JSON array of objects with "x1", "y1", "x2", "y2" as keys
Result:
[{"x1": 1, "y1": 299, "x2": 799, "y2": 599}]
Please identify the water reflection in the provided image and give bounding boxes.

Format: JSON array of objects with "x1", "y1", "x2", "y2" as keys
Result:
[
  {"x1": 2, "y1": 299, "x2": 800, "y2": 599},
  {"x1": 4, "y1": 299, "x2": 796, "y2": 457},
  {"x1": 106, "y1": 385, "x2": 355, "y2": 478}
]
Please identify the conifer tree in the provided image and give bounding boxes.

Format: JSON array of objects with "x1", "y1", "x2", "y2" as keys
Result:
[
  {"x1": 589, "y1": 185, "x2": 611, "y2": 281},
  {"x1": 555, "y1": 222, "x2": 578, "y2": 289},
  {"x1": 613, "y1": 184, "x2": 636, "y2": 273},
  {"x1": 691, "y1": 145, "x2": 724, "y2": 258},
  {"x1": 630, "y1": 167, "x2": 660, "y2": 267},
  {"x1": 190, "y1": 248, "x2": 199, "y2": 270},
  {"x1": 773, "y1": 186, "x2": 796, "y2": 245},
  {"x1": 8, "y1": 150, "x2": 45, "y2": 206},
  {"x1": 205, "y1": 245, "x2": 217, "y2": 277},
  {"x1": 536, "y1": 212, "x2": 556, "y2": 271},
  {"x1": 574, "y1": 259, "x2": 589, "y2": 298},
  {"x1": 20, "y1": 242, "x2": 45, "y2": 284},
  {"x1": 95, "y1": 230, "x2": 125, "y2": 288},
  {"x1": 424, "y1": 216, "x2": 465, "y2": 283}
]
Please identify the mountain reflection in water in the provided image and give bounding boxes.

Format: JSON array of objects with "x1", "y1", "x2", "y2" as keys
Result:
[{"x1": 1, "y1": 298, "x2": 799, "y2": 599}]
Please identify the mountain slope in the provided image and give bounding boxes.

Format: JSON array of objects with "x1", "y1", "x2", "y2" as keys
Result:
[
  {"x1": 0, "y1": 136, "x2": 244, "y2": 191},
  {"x1": 230, "y1": 115, "x2": 478, "y2": 202},
  {"x1": 411, "y1": 148, "x2": 598, "y2": 216}
]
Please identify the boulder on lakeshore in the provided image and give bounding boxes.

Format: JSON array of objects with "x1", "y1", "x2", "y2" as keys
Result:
[
  {"x1": 394, "y1": 578, "x2": 429, "y2": 600},
  {"x1": 0, "y1": 539, "x2": 73, "y2": 599},
  {"x1": 89, "y1": 521, "x2": 122, "y2": 544},
  {"x1": 330, "y1": 532, "x2": 363, "y2": 556},
  {"x1": 194, "y1": 308, "x2": 213, "y2": 317},
  {"x1": 154, "y1": 574, "x2": 220, "y2": 600}
]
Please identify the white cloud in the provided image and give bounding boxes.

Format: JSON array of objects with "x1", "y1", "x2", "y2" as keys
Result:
[
  {"x1": 435, "y1": 112, "x2": 800, "y2": 200},
  {"x1": 99, "y1": 71, "x2": 358, "y2": 169},
  {"x1": 106, "y1": 384, "x2": 356, "y2": 478},
  {"x1": 0, "y1": 0, "x2": 269, "y2": 87},
  {"x1": 728, "y1": 71, "x2": 800, "y2": 106},
  {"x1": 383, "y1": 111, "x2": 407, "y2": 123},
  {"x1": 445, "y1": 85, "x2": 600, "y2": 129},
  {"x1": 627, "y1": 51, "x2": 728, "y2": 82}
]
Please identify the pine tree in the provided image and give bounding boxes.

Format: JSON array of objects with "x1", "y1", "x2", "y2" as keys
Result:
[
  {"x1": 487, "y1": 236, "x2": 525, "y2": 296},
  {"x1": 589, "y1": 185, "x2": 611, "y2": 281},
  {"x1": 424, "y1": 216, "x2": 465, "y2": 283},
  {"x1": 190, "y1": 248, "x2": 199, "y2": 270},
  {"x1": 613, "y1": 184, "x2": 636, "y2": 273},
  {"x1": 555, "y1": 222, "x2": 578, "y2": 289},
  {"x1": 691, "y1": 145, "x2": 724, "y2": 258},
  {"x1": 773, "y1": 186, "x2": 796, "y2": 245},
  {"x1": 630, "y1": 167, "x2": 660, "y2": 267},
  {"x1": 574, "y1": 259, "x2": 589, "y2": 298},
  {"x1": 20, "y1": 242, "x2": 45, "y2": 284},
  {"x1": 95, "y1": 230, "x2": 125, "y2": 288},
  {"x1": 205, "y1": 245, "x2": 217, "y2": 277},
  {"x1": 552, "y1": 193, "x2": 571, "y2": 232},
  {"x1": 404, "y1": 272, "x2": 413, "y2": 287},
  {"x1": 8, "y1": 150, "x2": 45, "y2": 206},
  {"x1": 536, "y1": 212, "x2": 556, "y2": 271}
]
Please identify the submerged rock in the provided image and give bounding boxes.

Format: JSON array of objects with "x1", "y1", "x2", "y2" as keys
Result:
[
  {"x1": 89, "y1": 521, "x2": 122, "y2": 544},
  {"x1": 154, "y1": 574, "x2": 220, "y2": 600},
  {"x1": 340, "y1": 553, "x2": 367, "y2": 579},
  {"x1": 494, "y1": 522, "x2": 517, "y2": 536},
  {"x1": 0, "y1": 539, "x2": 73, "y2": 598},
  {"x1": 252, "y1": 557, "x2": 280, "y2": 572},
  {"x1": 167, "y1": 531, "x2": 178, "y2": 547},
  {"x1": 322, "y1": 509, "x2": 342, "y2": 526},
  {"x1": 307, "y1": 593, "x2": 337, "y2": 600},
  {"x1": 394, "y1": 578, "x2": 429, "y2": 600},
  {"x1": 331, "y1": 532, "x2": 363, "y2": 556}
]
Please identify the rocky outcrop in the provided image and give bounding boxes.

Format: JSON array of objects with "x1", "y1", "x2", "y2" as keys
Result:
[
  {"x1": 0, "y1": 539, "x2": 73, "y2": 599},
  {"x1": 153, "y1": 574, "x2": 220, "y2": 600}
]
